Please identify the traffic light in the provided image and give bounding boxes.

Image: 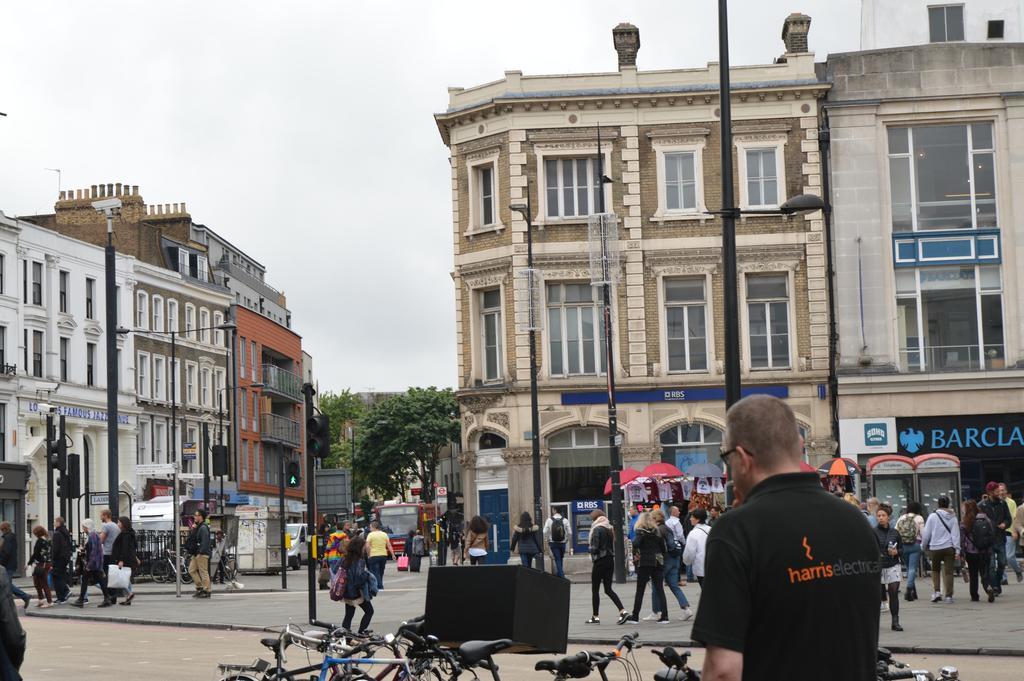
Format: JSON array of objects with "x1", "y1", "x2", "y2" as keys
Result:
[
  {"x1": 66, "y1": 454, "x2": 80, "y2": 499},
  {"x1": 56, "y1": 415, "x2": 68, "y2": 474},
  {"x1": 211, "y1": 444, "x2": 229, "y2": 477},
  {"x1": 46, "y1": 416, "x2": 60, "y2": 470},
  {"x1": 56, "y1": 473, "x2": 68, "y2": 499},
  {"x1": 307, "y1": 413, "x2": 330, "y2": 459},
  {"x1": 286, "y1": 460, "x2": 301, "y2": 488}
]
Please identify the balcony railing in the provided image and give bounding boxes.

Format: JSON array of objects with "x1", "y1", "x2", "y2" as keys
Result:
[
  {"x1": 900, "y1": 344, "x2": 1005, "y2": 373},
  {"x1": 262, "y1": 364, "x2": 302, "y2": 402},
  {"x1": 261, "y1": 413, "x2": 301, "y2": 448}
]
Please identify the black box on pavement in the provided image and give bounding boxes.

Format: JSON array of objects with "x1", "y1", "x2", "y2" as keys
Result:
[{"x1": 423, "y1": 565, "x2": 569, "y2": 653}]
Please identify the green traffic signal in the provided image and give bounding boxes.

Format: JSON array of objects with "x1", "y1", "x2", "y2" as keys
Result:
[{"x1": 286, "y1": 460, "x2": 301, "y2": 488}]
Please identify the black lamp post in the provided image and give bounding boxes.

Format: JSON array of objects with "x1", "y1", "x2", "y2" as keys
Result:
[{"x1": 93, "y1": 197, "x2": 122, "y2": 517}]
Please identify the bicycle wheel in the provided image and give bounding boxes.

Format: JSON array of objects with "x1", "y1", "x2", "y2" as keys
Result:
[
  {"x1": 218, "y1": 674, "x2": 263, "y2": 681},
  {"x1": 180, "y1": 561, "x2": 194, "y2": 585},
  {"x1": 150, "y1": 558, "x2": 169, "y2": 584},
  {"x1": 224, "y1": 558, "x2": 238, "y2": 582}
]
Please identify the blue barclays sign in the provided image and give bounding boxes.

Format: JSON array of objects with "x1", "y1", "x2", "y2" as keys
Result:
[
  {"x1": 561, "y1": 385, "x2": 788, "y2": 406},
  {"x1": 895, "y1": 414, "x2": 1024, "y2": 459},
  {"x1": 27, "y1": 401, "x2": 131, "y2": 426}
]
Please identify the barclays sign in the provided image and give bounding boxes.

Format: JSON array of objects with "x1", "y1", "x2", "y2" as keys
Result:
[{"x1": 895, "y1": 414, "x2": 1024, "y2": 460}]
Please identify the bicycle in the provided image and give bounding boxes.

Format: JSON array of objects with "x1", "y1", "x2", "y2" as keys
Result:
[
  {"x1": 648, "y1": 647, "x2": 699, "y2": 681},
  {"x1": 876, "y1": 647, "x2": 959, "y2": 681},
  {"x1": 535, "y1": 633, "x2": 641, "y2": 681},
  {"x1": 149, "y1": 548, "x2": 193, "y2": 584}
]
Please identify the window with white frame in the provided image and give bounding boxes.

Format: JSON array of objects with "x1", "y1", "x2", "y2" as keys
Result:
[
  {"x1": 59, "y1": 270, "x2": 69, "y2": 313},
  {"x1": 663, "y1": 151, "x2": 699, "y2": 213},
  {"x1": 468, "y1": 158, "x2": 499, "y2": 231},
  {"x1": 137, "y1": 352, "x2": 150, "y2": 398},
  {"x1": 664, "y1": 278, "x2": 708, "y2": 372},
  {"x1": 154, "y1": 422, "x2": 166, "y2": 463},
  {"x1": 213, "y1": 312, "x2": 224, "y2": 346},
  {"x1": 185, "y1": 304, "x2": 196, "y2": 339},
  {"x1": 928, "y1": 4, "x2": 964, "y2": 42},
  {"x1": 152, "y1": 295, "x2": 163, "y2": 332},
  {"x1": 167, "y1": 299, "x2": 178, "y2": 333},
  {"x1": 547, "y1": 282, "x2": 606, "y2": 376},
  {"x1": 544, "y1": 158, "x2": 602, "y2": 219},
  {"x1": 186, "y1": 363, "x2": 196, "y2": 404},
  {"x1": 744, "y1": 148, "x2": 780, "y2": 208},
  {"x1": 215, "y1": 369, "x2": 226, "y2": 407},
  {"x1": 85, "y1": 278, "x2": 95, "y2": 319},
  {"x1": 139, "y1": 419, "x2": 151, "y2": 464},
  {"x1": 239, "y1": 336, "x2": 247, "y2": 379},
  {"x1": 250, "y1": 340, "x2": 257, "y2": 378},
  {"x1": 479, "y1": 289, "x2": 502, "y2": 382},
  {"x1": 31, "y1": 261, "x2": 42, "y2": 306},
  {"x1": 746, "y1": 274, "x2": 790, "y2": 369},
  {"x1": 186, "y1": 426, "x2": 198, "y2": 473},
  {"x1": 86, "y1": 342, "x2": 95, "y2": 386},
  {"x1": 59, "y1": 337, "x2": 68, "y2": 382},
  {"x1": 136, "y1": 291, "x2": 149, "y2": 330},
  {"x1": 251, "y1": 391, "x2": 258, "y2": 431},
  {"x1": 197, "y1": 255, "x2": 209, "y2": 282},
  {"x1": 153, "y1": 356, "x2": 165, "y2": 401},
  {"x1": 240, "y1": 388, "x2": 248, "y2": 431},
  {"x1": 200, "y1": 308, "x2": 210, "y2": 343},
  {"x1": 201, "y1": 368, "x2": 210, "y2": 406},
  {"x1": 178, "y1": 248, "x2": 190, "y2": 277}
]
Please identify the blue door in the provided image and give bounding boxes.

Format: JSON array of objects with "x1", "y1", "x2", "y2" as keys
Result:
[{"x1": 479, "y1": 489, "x2": 510, "y2": 565}]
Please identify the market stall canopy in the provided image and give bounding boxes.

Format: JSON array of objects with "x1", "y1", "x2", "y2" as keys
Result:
[
  {"x1": 603, "y1": 468, "x2": 643, "y2": 495},
  {"x1": 686, "y1": 462, "x2": 726, "y2": 479},
  {"x1": 818, "y1": 457, "x2": 861, "y2": 477},
  {"x1": 641, "y1": 462, "x2": 684, "y2": 478},
  {"x1": 799, "y1": 461, "x2": 816, "y2": 473}
]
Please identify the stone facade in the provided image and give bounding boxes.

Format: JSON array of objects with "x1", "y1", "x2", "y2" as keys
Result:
[{"x1": 438, "y1": 19, "x2": 835, "y2": 530}]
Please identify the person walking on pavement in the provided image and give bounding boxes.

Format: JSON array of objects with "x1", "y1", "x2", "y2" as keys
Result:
[
  {"x1": 464, "y1": 516, "x2": 489, "y2": 565},
  {"x1": 409, "y1": 530, "x2": 426, "y2": 573},
  {"x1": 691, "y1": 395, "x2": 880, "y2": 681},
  {"x1": 71, "y1": 519, "x2": 109, "y2": 608},
  {"x1": 874, "y1": 504, "x2": 904, "y2": 631},
  {"x1": 365, "y1": 521, "x2": 395, "y2": 589},
  {"x1": 895, "y1": 501, "x2": 925, "y2": 601},
  {"x1": 543, "y1": 507, "x2": 570, "y2": 578},
  {"x1": 0, "y1": 524, "x2": 29, "y2": 610},
  {"x1": 921, "y1": 495, "x2": 960, "y2": 604},
  {"x1": 26, "y1": 527, "x2": 52, "y2": 608},
  {"x1": 97, "y1": 509, "x2": 120, "y2": 605},
  {"x1": 50, "y1": 517, "x2": 72, "y2": 604},
  {"x1": 585, "y1": 509, "x2": 626, "y2": 625},
  {"x1": 340, "y1": 536, "x2": 376, "y2": 635},
  {"x1": 682, "y1": 508, "x2": 710, "y2": 587},
  {"x1": 0, "y1": 568, "x2": 25, "y2": 681},
  {"x1": 1012, "y1": 496, "x2": 1024, "y2": 581},
  {"x1": 111, "y1": 517, "x2": 138, "y2": 606},
  {"x1": 186, "y1": 509, "x2": 213, "y2": 598},
  {"x1": 619, "y1": 511, "x2": 668, "y2": 625},
  {"x1": 997, "y1": 483, "x2": 1022, "y2": 584},
  {"x1": 979, "y1": 482, "x2": 1012, "y2": 593},
  {"x1": 647, "y1": 509, "x2": 692, "y2": 621},
  {"x1": 960, "y1": 499, "x2": 996, "y2": 603},
  {"x1": 509, "y1": 512, "x2": 543, "y2": 569}
]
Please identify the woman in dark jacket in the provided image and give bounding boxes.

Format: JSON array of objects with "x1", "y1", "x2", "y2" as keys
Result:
[
  {"x1": 586, "y1": 510, "x2": 626, "y2": 625},
  {"x1": 620, "y1": 512, "x2": 668, "y2": 625},
  {"x1": 340, "y1": 536, "x2": 374, "y2": 634},
  {"x1": 50, "y1": 518, "x2": 72, "y2": 603},
  {"x1": 111, "y1": 517, "x2": 139, "y2": 606},
  {"x1": 874, "y1": 504, "x2": 903, "y2": 631},
  {"x1": 509, "y1": 512, "x2": 543, "y2": 568},
  {"x1": 27, "y1": 526, "x2": 52, "y2": 607}
]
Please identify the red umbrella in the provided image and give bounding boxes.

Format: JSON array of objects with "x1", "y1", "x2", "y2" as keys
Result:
[
  {"x1": 641, "y1": 462, "x2": 684, "y2": 478},
  {"x1": 604, "y1": 468, "x2": 642, "y2": 495},
  {"x1": 800, "y1": 461, "x2": 816, "y2": 473}
]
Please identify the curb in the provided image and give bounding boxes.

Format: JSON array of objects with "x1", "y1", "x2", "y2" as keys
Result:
[{"x1": 25, "y1": 610, "x2": 276, "y2": 633}]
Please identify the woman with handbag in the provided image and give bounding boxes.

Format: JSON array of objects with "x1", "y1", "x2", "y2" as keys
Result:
[
  {"x1": 338, "y1": 536, "x2": 375, "y2": 635},
  {"x1": 111, "y1": 517, "x2": 139, "y2": 606},
  {"x1": 26, "y1": 526, "x2": 52, "y2": 608}
]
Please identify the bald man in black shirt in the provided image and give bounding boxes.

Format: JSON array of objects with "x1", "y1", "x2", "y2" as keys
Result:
[{"x1": 692, "y1": 395, "x2": 879, "y2": 681}]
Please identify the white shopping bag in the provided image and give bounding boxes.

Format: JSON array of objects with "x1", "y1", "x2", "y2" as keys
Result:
[{"x1": 107, "y1": 565, "x2": 132, "y2": 590}]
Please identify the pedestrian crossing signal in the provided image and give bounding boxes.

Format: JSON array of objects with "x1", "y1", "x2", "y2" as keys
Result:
[{"x1": 286, "y1": 460, "x2": 301, "y2": 488}]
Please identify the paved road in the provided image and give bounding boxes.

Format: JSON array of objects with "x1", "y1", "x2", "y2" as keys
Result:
[
  {"x1": 24, "y1": 566, "x2": 1024, "y2": 654},
  {"x1": 18, "y1": 617, "x2": 1022, "y2": 680}
]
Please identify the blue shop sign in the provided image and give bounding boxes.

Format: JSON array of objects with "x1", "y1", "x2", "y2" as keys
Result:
[
  {"x1": 560, "y1": 385, "x2": 788, "y2": 406},
  {"x1": 895, "y1": 413, "x2": 1024, "y2": 459},
  {"x1": 572, "y1": 499, "x2": 604, "y2": 513},
  {"x1": 27, "y1": 401, "x2": 131, "y2": 425}
]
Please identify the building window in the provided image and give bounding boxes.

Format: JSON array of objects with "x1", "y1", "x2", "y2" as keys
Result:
[
  {"x1": 185, "y1": 304, "x2": 196, "y2": 339},
  {"x1": 928, "y1": 5, "x2": 964, "y2": 42},
  {"x1": 746, "y1": 274, "x2": 790, "y2": 369},
  {"x1": 240, "y1": 388, "x2": 248, "y2": 432},
  {"x1": 479, "y1": 289, "x2": 503, "y2": 382},
  {"x1": 250, "y1": 340, "x2": 257, "y2": 379},
  {"x1": 153, "y1": 356, "x2": 165, "y2": 401},
  {"x1": 31, "y1": 261, "x2": 42, "y2": 306},
  {"x1": 31, "y1": 330, "x2": 43, "y2": 377},
  {"x1": 251, "y1": 391, "x2": 258, "y2": 432},
  {"x1": 664, "y1": 151, "x2": 698, "y2": 212},
  {"x1": 988, "y1": 19, "x2": 1005, "y2": 39},
  {"x1": 239, "y1": 337, "x2": 247, "y2": 379},
  {"x1": 241, "y1": 440, "x2": 248, "y2": 482},
  {"x1": 59, "y1": 271, "x2": 69, "y2": 313},
  {"x1": 59, "y1": 337, "x2": 69, "y2": 382},
  {"x1": 178, "y1": 248, "x2": 190, "y2": 277},
  {"x1": 197, "y1": 255, "x2": 209, "y2": 283},
  {"x1": 546, "y1": 283, "x2": 606, "y2": 376},
  {"x1": 0, "y1": 254, "x2": 5, "y2": 296},
  {"x1": 154, "y1": 422, "x2": 166, "y2": 463},
  {"x1": 547, "y1": 427, "x2": 611, "y2": 501},
  {"x1": 664, "y1": 278, "x2": 707, "y2": 372},
  {"x1": 897, "y1": 265, "x2": 1003, "y2": 372},
  {"x1": 0, "y1": 327, "x2": 6, "y2": 368},
  {"x1": 745, "y1": 148, "x2": 779, "y2": 208},
  {"x1": 22, "y1": 330, "x2": 26, "y2": 373},
  {"x1": 137, "y1": 352, "x2": 149, "y2": 397},
  {"x1": 139, "y1": 420, "x2": 151, "y2": 464},
  {"x1": 85, "y1": 278, "x2": 95, "y2": 319},
  {"x1": 213, "y1": 312, "x2": 224, "y2": 346},
  {"x1": 544, "y1": 158, "x2": 602, "y2": 218},
  {"x1": 888, "y1": 123, "x2": 995, "y2": 232},
  {"x1": 136, "y1": 291, "x2": 149, "y2": 330},
  {"x1": 152, "y1": 295, "x2": 163, "y2": 332},
  {"x1": 201, "y1": 368, "x2": 210, "y2": 407},
  {"x1": 200, "y1": 308, "x2": 210, "y2": 343},
  {"x1": 167, "y1": 299, "x2": 178, "y2": 333},
  {"x1": 186, "y1": 364, "x2": 196, "y2": 404},
  {"x1": 21, "y1": 261, "x2": 25, "y2": 305},
  {"x1": 659, "y1": 423, "x2": 723, "y2": 471}
]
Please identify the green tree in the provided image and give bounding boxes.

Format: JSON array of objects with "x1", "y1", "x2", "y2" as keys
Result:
[
  {"x1": 318, "y1": 390, "x2": 366, "y2": 471},
  {"x1": 355, "y1": 387, "x2": 460, "y2": 502}
]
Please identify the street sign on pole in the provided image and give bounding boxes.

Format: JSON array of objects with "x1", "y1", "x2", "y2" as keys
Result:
[
  {"x1": 136, "y1": 463, "x2": 177, "y2": 477},
  {"x1": 178, "y1": 472, "x2": 204, "y2": 480},
  {"x1": 436, "y1": 487, "x2": 448, "y2": 499},
  {"x1": 89, "y1": 493, "x2": 109, "y2": 507},
  {"x1": 182, "y1": 442, "x2": 197, "y2": 461}
]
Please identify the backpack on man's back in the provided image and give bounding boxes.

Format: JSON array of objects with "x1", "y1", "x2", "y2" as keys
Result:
[
  {"x1": 972, "y1": 515, "x2": 996, "y2": 551},
  {"x1": 550, "y1": 517, "x2": 567, "y2": 543}
]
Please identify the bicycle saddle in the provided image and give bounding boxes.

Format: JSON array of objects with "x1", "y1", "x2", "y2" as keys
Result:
[
  {"x1": 260, "y1": 637, "x2": 284, "y2": 655},
  {"x1": 458, "y1": 639, "x2": 514, "y2": 664}
]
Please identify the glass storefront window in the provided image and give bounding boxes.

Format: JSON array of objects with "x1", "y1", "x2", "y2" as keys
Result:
[
  {"x1": 548, "y1": 427, "x2": 611, "y2": 502},
  {"x1": 659, "y1": 424, "x2": 723, "y2": 472}
]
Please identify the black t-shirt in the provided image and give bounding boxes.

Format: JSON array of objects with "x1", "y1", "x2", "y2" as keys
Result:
[{"x1": 691, "y1": 473, "x2": 879, "y2": 681}]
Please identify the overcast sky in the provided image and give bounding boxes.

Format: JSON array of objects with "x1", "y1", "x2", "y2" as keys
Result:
[{"x1": 0, "y1": 1, "x2": 860, "y2": 393}]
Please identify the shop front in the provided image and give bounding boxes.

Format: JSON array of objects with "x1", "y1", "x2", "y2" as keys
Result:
[{"x1": 0, "y1": 463, "x2": 29, "y2": 574}]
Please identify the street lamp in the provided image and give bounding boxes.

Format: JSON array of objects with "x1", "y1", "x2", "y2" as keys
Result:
[
  {"x1": 510, "y1": 191, "x2": 545, "y2": 574},
  {"x1": 93, "y1": 197, "x2": 122, "y2": 518}
]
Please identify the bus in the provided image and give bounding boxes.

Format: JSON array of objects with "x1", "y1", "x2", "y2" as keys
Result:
[{"x1": 376, "y1": 502, "x2": 435, "y2": 555}]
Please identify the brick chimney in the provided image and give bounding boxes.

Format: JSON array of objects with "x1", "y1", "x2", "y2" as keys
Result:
[
  {"x1": 781, "y1": 12, "x2": 811, "y2": 53},
  {"x1": 613, "y1": 23, "x2": 640, "y2": 69}
]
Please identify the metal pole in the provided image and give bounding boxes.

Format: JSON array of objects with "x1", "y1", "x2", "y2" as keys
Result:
[
  {"x1": 218, "y1": 392, "x2": 225, "y2": 514},
  {"x1": 596, "y1": 127, "x2": 627, "y2": 584},
  {"x1": 171, "y1": 330, "x2": 181, "y2": 598},
  {"x1": 302, "y1": 382, "x2": 317, "y2": 623},
  {"x1": 280, "y1": 444, "x2": 287, "y2": 589},
  {"x1": 202, "y1": 422, "x2": 210, "y2": 512},
  {"x1": 719, "y1": 0, "x2": 741, "y2": 409},
  {"x1": 525, "y1": 182, "x2": 545, "y2": 573},
  {"x1": 819, "y1": 112, "x2": 841, "y2": 451},
  {"x1": 229, "y1": 309, "x2": 240, "y2": 487},
  {"x1": 46, "y1": 413, "x2": 54, "y2": 531},
  {"x1": 105, "y1": 221, "x2": 120, "y2": 516}
]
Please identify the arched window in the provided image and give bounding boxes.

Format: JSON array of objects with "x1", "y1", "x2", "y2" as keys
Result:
[
  {"x1": 479, "y1": 432, "x2": 507, "y2": 450},
  {"x1": 659, "y1": 423, "x2": 723, "y2": 471},
  {"x1": 548, "y1": 427, "x2": 611, "y2": 502}
]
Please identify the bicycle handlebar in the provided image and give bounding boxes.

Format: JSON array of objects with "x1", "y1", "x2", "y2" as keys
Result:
[
  {"x1": 535, "y1": 635, "x2": 639, "y2": 678},
  {"x1": 877, "y1": 672, "x2": 918, "y2": 681}
]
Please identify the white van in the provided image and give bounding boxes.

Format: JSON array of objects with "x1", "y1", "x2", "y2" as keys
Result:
[
  {"x1": 132, "y1": 496, "x2": 177, "y2": 531},
  {"x1": 286, "y1": 523, "x2": 309, "y2": 570}
]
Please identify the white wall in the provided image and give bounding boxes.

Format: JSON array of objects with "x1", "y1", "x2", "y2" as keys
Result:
[{"x1": 861, "y1": 0, "x2": 1023, "y2": 49}]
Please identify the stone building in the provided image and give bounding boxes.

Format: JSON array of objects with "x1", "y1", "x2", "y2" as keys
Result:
[
  {"x1": 824, "y1": 32, "x2": 1024, "y2": 499},
  {"x1": 436, "y1": 16, "x2": 832, "y2": 561}
]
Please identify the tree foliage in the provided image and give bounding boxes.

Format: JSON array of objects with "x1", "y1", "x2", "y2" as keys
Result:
[
  {"x1": 318, "y1": 390, "x2": 366, "y2": 471},
  {"x1": 354, "y1": 387, "x2": 460, "y2": 502}
]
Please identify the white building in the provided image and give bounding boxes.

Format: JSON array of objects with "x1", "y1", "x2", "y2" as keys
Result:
[
  {"x1": 861, "y1": 0, "x2": 1022, "y2": 49},
  {"x1": 0, "y1": 211, "x2": 138, "y2": 552}
]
